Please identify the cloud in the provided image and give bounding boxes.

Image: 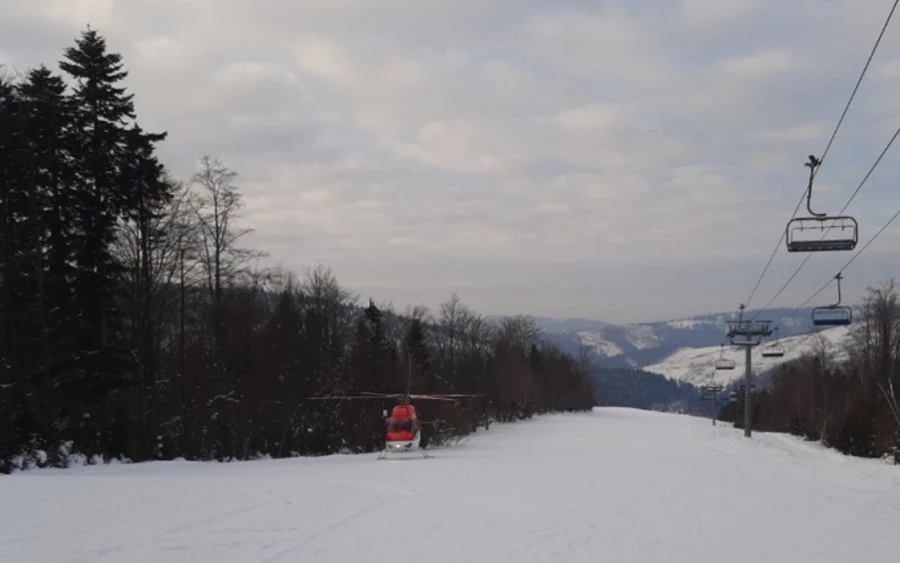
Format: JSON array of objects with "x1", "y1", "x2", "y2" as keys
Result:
[{"x1": 2, "y1": 0, "x2": 900, "y2": 323}]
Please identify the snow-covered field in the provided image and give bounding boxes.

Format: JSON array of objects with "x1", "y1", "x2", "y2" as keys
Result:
[{"x1": 2, "y1": 408, "x2": 898, "y2": 562}]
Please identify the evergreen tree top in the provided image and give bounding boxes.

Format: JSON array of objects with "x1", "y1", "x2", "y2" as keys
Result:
[
  {"x1": 59, "y1": 26, "x2": 135, "y2": 124},
  {"x1": 20, "y1": 65, "x2": 67, "y2": 99}
]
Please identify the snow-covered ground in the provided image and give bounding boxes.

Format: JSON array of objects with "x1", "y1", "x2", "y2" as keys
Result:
[
  {"x1": 2, "y1": 407, "x2": 898, "y2": 562},
  {"x1": 644, "y1": 326, "x2": 851, "y2": 386}
]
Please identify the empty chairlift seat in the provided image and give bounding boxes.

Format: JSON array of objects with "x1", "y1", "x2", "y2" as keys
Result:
[
  {"x1": 785, "y1": 155, "x2": 859, "y2": 253},
  {"x1": 715, "y1": 358, "x2": 736, "y2": 370},
  {"x1": 760, "y1": 327, "x2": 785, "y2": 358},
  {"x1": 811, "y1": 305, "x2": 853, "y2": 326},
  {"x1": 786, "y1": 216, "x2": 858, "y2": 252},
  {"x1": 811, "y1": 273, "x2": 853, "y2": 327},
  {"x1": 714, "y1": 344, "x2": 735, "y2": 370}
]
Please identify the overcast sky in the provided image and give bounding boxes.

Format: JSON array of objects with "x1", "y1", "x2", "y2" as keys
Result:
[{"x1": 2, "y1": 0, "x2": 900, "y2": 324}]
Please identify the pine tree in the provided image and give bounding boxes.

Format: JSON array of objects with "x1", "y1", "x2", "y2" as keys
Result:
[
  {"x1": 347, "y1": 299, "x2": 393, "y2": 393},
  {"x1": 0, "y1": 74, "x2": 26, "y2": 462},
  {"x1": 56, "y1": 27, "x2": 167, "y2": 456},
  {"x1": 18, "y1": 65, "x2": 78, "y2": 390},
  {"x1": 58, "y1": 26, "x2": 140, "y2": 379},
  {"x1": 0, "y1": 75, "x2": 23, "y2": 383},
  {"x1": 405, "y1": 317, "x2": 431, "y2": 391},
  {"x1": 11, "y1": 67, "x2": 75, "y2": 445}
]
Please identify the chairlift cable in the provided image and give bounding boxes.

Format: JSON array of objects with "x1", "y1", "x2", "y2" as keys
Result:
[
  {"x1": 750, "y1": 125, "x2": 900, "y2": 319},
  {"x1": 813, "y1": 0, "x2": 898, "y2": 174},
  {"x1": 743, "y1": 193, "x2": 805, "y2": 308},
  {"x1": 742, "y1": 0, "x2": 898, "y2": 310}
]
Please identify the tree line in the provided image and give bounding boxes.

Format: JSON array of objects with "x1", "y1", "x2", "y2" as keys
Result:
[
  {"x1": 0, "y1": 28, "x2": 596, "y2": 472},
  {"x1": 593, "y1": 367, "x2": 703, "y2": 414},
  {"x1": 720, "y1": 279, "x2": 900, "y2": 462}
]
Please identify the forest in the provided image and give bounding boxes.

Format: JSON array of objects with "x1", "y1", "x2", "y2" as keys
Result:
[
  {"x1": 720, "y1": 279, "x2": 900, "y2": 462},
  {"x1": 592, "y1": 367, "x2": 703, "y2": 414},
  {"x1": 0, "y1": 28, "x2": 596, "y2": 472}
]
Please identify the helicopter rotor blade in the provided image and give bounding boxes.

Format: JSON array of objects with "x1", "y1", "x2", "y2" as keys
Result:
[
  {"x1": 304, "y1": 394, "x2": 403, "y2": 401},
  {"x1": 409, "y1": 393, "x2": 484, "y2": 397},
  {"x1": 408, "y1": 393, "x2": 485, "y2": 401},
  {"x1": 304, "y1": 392, "x2": 483, "y2": 401}
]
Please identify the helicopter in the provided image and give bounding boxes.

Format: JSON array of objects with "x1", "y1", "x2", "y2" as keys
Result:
[
  {"x1": 306, "y1": 354, "x2": 485, "y2": 459},
  {"x1": 374, "y1": 390, "x2": 485, "y2": 458}
]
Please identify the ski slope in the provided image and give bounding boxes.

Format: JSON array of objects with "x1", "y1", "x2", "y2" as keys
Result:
[{"x1": 2, "y1": 408, "x2": 898, "y2": 562}]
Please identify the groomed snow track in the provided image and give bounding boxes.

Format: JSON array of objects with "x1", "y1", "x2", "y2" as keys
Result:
[{"x1": 2, "y1": 407, "x2": 898, "y2": 562}]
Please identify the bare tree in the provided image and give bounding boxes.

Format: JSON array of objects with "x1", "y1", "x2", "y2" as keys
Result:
[
  {"x1": 498, "y1": 315, "x2": 541, "y2": 354},
  {"x1": 115, "y1": 176, "x2": 195, "y2": 351},
  {"x1": 850, "y1": 280, "x2": 900, "y2": 457},
  {"x1": 299, "y1": 265, "x2": 355, "y2": 395},
  {"x1": 189, "y1": 155, "x2": 262, "y2": 345},
  {"x1": 436, "y1": 292, "x2": 476, "y2": 388}
]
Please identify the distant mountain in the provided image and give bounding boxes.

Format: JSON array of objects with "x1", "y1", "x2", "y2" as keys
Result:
[
  {"x1": 488, "y1": 308, "x2": 856, "y2": 411},
  {"x1": 521, "y1": 307, "x2": 846, "y2": 368},
  {"x1": 485, "y1": 316, "x2": 614, "y2": 334}
]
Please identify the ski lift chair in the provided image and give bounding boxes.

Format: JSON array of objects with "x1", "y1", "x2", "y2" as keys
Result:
[
  {"x1": 785, "y1": 155, "x2": 858, "y2": 253},
  {"x1": 811, "y1": 273, "x2": 853, "y2": 327},
  {"x1": 761, "y1": 327, "x2": 785, "y2": 358},
  {"x1": 714, "y1": 344, "x2": 735, "y2": 370},
  {"x1": 812, "y1": 306, "x2": 852, "y2": 326}
]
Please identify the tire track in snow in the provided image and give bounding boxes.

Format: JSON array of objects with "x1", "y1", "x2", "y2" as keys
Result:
[
  {"x1": 260, "y1": 490, "x2": 414, "y2": 562},
  {"x1": 155, "y1": 500, "x2": 275, "y2": 538}
]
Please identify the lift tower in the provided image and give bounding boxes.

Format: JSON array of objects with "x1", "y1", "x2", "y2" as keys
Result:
[
  {"x1": 700, "y1": 384, "x2": 725, "y2": 425},
  {"x1": 725, "y1": 304, "x2": 772, "y2": 438}
]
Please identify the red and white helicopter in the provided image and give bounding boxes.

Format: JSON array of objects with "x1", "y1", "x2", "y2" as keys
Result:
[{"x1": 307, "y1": 387, "x2": 484, "y2": 459}]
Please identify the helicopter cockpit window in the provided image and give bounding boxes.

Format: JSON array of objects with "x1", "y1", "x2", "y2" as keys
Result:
[{"x1": 387, "y1": 419, "x2": 413, "y2": 432}]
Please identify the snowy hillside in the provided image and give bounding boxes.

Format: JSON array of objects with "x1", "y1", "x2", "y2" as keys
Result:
[
  {"x1": 574, "y1": 329, "x2": 624, "y2": 358},
  {"x1": 3, "y1": 408, "x2": 897, "y2": 562},
  {"x1": 643, "y1": 326, "x2": 851, "y2": 386},
  {"x1": 524, "y1": 308, "x2": 831, "y2": 370}
]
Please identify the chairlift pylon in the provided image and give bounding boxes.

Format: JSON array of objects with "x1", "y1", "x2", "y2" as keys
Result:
[
  {"x1": 785, "y1": 155, "x2": 858, "y2": 253},
  {"x1": 725, "y1": 303, "x2": 772, "y2": 345},
  {"x1": 761, "y1": 326, "x2": 785, "y2": 358},
  {"x1": 714, "y1": 343, "x2": 736, "y2": 371},
  {"x1": 811, "y1": 273, "x2": 853, "y2": 326}
]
